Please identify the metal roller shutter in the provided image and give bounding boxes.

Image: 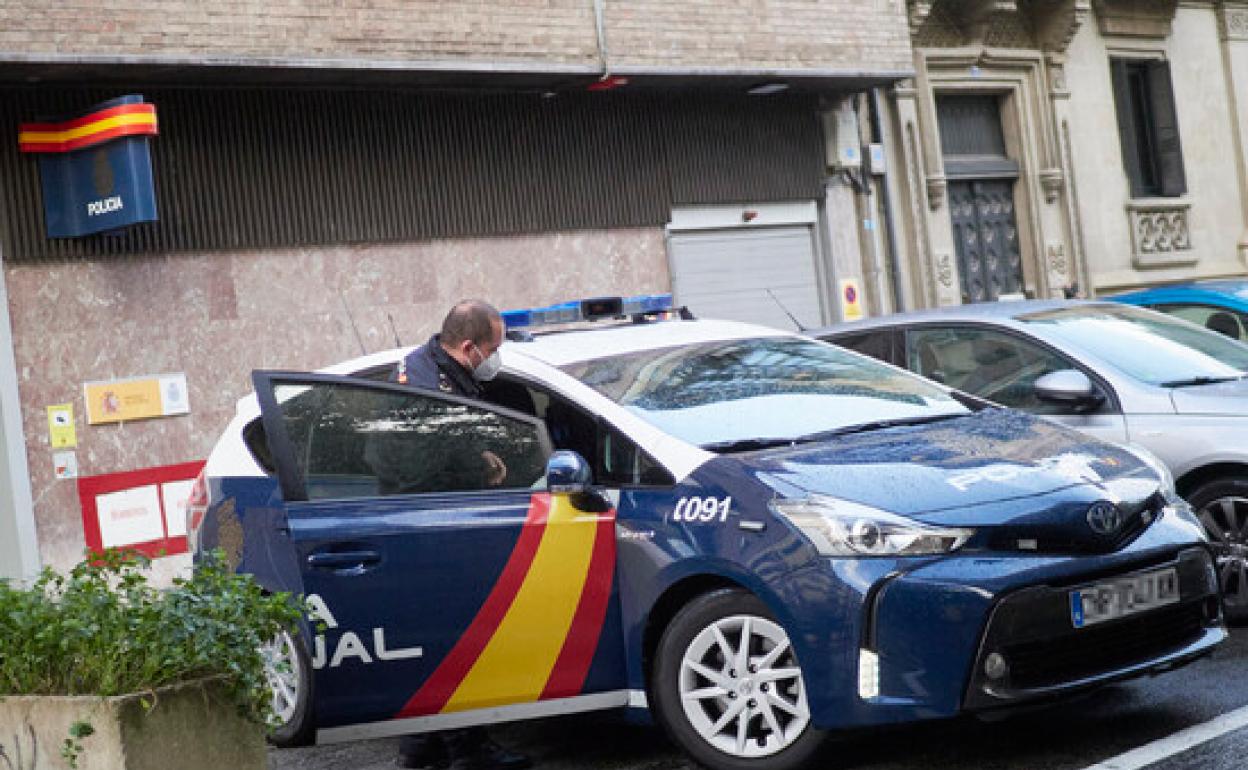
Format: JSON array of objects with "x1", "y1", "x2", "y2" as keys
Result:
[{"x1": 668, "y1": 225, "x2": 824, "y2": 331}]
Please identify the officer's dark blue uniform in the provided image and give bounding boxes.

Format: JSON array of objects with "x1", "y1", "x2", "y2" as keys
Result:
[{"x1": 395, "y1": 334, "x2": 481, "y2": 399}]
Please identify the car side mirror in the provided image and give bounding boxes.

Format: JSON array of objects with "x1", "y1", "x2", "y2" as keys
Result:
[
  {"x1": 545, "y1": 450, "x2": 612, "y2": 513},
  {"x1": 546, "y1": 450, "x2": 592, "y2": 493},
  {"x1": 1034, "y1": 369, "x2": 1104, "y2": 412}
]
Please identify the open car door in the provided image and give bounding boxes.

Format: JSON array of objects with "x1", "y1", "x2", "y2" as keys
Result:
[{"x1": 253, "y1": 371, "x2": 626, "y2": 743}]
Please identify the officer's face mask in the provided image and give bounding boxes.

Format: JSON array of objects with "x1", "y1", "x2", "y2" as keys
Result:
[{"x1": 471, "y1": 344, "x2": 502, "y2": 382}]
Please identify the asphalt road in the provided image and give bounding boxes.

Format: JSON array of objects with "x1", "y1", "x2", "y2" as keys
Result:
[{"x1": 271, "y1": 626, "x2": 1248, "y2": 770}]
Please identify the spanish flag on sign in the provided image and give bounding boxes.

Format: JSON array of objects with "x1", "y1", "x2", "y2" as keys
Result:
[{"x1": 19, "y1": 101, "x2": 158, "y2": 154}]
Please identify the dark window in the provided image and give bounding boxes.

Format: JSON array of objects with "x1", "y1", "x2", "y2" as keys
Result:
[
  {"x1": 1110, "y1": 58, "x2": 1187, "y2": 198},
  {"x1": 273, "y1": 381, "x2": 549, "y2": 500},
  {"x1": 242, "y1": 417, "x2": 275, "y2": 474},
  {"x1": 1152, "y1": 304, "x2": 1248, "y2": 342},
  {"x1": 486, "y1": 375, "x2": 671, "y2": 488},
  {"x1": 905, "y1": 327, "x2": 1093, "y2": 414},
  {"x1": 937, "y1": 95, "x2": 1007, "y2": 157},
  {"x1": 599, "y1": 426, "x2": 674, "y2": 487},
  {"x1": 822, "y1": 330, "x2": 895, "y2": 365}
]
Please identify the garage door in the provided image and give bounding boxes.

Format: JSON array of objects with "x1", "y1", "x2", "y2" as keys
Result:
[{"x1": 668, "y1": 225, "x2": 824, "y2": 331}]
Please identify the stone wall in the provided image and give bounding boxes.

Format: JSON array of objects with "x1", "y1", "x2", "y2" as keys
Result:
[
  {"x1": 7, "y1": 228, "x2": 668, "y2": 573},
  {"x1": 1065, "y1": 4, "x2": 1248, "y2": 291}
]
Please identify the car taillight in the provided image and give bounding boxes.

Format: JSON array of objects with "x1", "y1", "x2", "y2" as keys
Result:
[{"x1": 186, "y1": 469, "x2": 209, "y2": 553}]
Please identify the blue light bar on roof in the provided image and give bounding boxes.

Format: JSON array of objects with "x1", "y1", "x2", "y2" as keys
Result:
[{"x1": 502, "y1": 293, "x2": 674, "y2": 329}]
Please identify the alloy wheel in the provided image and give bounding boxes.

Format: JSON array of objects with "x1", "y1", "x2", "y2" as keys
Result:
[
  {"x1": 261, "y1": 630, "x2": 302, "y2": 726},
  {"x1": 678, "y1": 614, "x2": 810, "y2": 759},
  {"x1": 1197, "y1": 495, "x2": 1248, "y2": 612}
]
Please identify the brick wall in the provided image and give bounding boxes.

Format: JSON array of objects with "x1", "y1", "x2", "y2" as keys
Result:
[
  {"x1": 0, "y1": 0, "x2": 911, "y2": 72},
  {"x1": 606, "y1": 0, "x2": 912, "y2": 71}
]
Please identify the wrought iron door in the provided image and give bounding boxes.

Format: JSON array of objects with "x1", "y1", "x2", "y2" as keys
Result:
[{"x1": 948, "y1": 179, "x2": 1022, "y2": 303}]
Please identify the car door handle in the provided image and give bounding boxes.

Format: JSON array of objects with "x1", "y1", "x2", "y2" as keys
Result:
[{"x1": 306, "y1": 550, "x2": 381, "y2": 571}]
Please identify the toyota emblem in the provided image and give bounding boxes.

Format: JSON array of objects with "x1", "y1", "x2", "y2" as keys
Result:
[{"x1": 1086, "y1": 501, "x2": 1123, "y2": 536}]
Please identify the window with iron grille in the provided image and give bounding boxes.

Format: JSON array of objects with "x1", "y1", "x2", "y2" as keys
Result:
[{"x1": 1110, "y1": 58, "x2": 1187, "y2": 198}]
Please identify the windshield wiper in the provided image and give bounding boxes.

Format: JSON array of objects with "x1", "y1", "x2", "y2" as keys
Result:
[
  {"x1": 796, "y1": 412, "x2": 967, "y2": 441},
  {"x1": 1159, "y1": 375, "x2": 1241, "y2": 388},
  {"x1": 700, "y1": 437, "x2": 802, "y2": 453},
  {"x1": 699, "y1": 413, "x2": 968, "y2": 453}
]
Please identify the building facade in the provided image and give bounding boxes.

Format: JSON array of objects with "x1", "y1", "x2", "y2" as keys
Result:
[
  {"x1": 889, "y1": 0, "x2": 1248, "y2": 308},
  {"x1": 0, "y1": 1, "x2": 913, "y2": 579}
]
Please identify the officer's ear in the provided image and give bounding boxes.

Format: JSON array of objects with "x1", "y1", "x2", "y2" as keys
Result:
[{"x1": 455, "y1": 337, "x2": 478, "y2": 365}]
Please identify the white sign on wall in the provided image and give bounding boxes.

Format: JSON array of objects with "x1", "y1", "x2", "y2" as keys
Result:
[
  {"x1": 160, "y1": 479, "x2": 194, "y2": 538},
  {"x1": 96, "y1": 484, "x2": 165, "y2": 548}
]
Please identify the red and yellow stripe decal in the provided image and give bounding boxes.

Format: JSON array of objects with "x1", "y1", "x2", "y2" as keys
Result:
[
  {"x1": 398, "y1": 492, "x2": 616, "y2": 717},
  {"x1": 19, "y1": 103, "x2": 158, "y2": 154}
]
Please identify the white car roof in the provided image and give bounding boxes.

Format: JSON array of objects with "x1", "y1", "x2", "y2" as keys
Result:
[
  {"x1": 210, "y1": 318, "x2": 792, "y2": 482},
  {"x1": 314, "y1": 318, "x2": 786, "y2": 373}
]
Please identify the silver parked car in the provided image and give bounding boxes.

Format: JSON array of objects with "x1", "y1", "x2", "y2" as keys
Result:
[{"x1": 814, "y1": 300, "x2": 1248, "y2": 620}]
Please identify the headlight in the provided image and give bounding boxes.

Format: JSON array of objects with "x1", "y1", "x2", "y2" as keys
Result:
[
  {"x1": 1124, "y1": 443, "x2": 1176, "y2": 493},
  {"x1": 1122, "y1": 444, "x2": 1203, "y2": 530},
  {"x1": 770, "y1": 495, "x2": 974, "y2": 557}
]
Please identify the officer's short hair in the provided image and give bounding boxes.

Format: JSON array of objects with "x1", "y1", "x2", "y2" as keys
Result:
[{"x1": 441, "y1": 300, "x2": 501, "y2": 347}]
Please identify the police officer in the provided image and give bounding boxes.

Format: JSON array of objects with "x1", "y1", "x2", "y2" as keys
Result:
[{"x1": 393, "y1": 299, "x2": 529, "y2": 770}]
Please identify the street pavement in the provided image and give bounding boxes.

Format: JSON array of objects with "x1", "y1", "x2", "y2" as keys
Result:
[{"x1": 271, "y1": 626, "x2": 1248, "y2": 770}]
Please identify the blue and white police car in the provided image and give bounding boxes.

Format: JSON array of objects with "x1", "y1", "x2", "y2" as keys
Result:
[{"x1": 190, "y1": 295, "x2": 1225, "y2": 770}]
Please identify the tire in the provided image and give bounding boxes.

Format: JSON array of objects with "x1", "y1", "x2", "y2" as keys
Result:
[
  {"x1": 263, "y1": 629, "x2": 315, "y2": 747},
  {"x1": 650, "y1": 588, "x2": 826, "y2": 770},
  {"x1": 1188, "y1": 477, "x2": 1248, "y2": 624}
]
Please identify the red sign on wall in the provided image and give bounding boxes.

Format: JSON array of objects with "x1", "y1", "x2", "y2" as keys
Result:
[{"x1": 77, "y1": 460, "x2": 205, "y2": 559}]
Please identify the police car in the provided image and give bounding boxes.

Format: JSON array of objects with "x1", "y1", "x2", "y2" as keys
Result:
[{"x1": 190, "y1": 295, "x2": 1225, "y2": 770}]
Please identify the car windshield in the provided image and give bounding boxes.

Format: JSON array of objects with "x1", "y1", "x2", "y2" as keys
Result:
[
  {"x1": 560, "y1": 336, "x2": 968, "y2": 450},
  {"x1": 1019, "y1": 304, "x2": 1248, "y2": 386}
]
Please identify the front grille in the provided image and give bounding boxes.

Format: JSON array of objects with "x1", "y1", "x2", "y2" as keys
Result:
[
  {"x1": 1003, "y1": 600, "x2": 1206, "y2": 689},
  {"x1": 962, "y1": 547, "x2": 1223, "y2": 710},
  {"x1": 984, "y1": 491, "x2": 1161, "y2": 555}
]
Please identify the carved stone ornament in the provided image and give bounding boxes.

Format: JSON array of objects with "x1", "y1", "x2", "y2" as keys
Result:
[
  {"x1": 909, "y1": 0, "x2": 936, "y2": 34},
  {"x1": 1048, "y1": 61, "x2": 1069, "y2": 93},
  {"x1": 1046, "y1": 241, "x2": 1068, "y2": 276},
  {"x1": 1093, "y1": 0, "x2": 1180, "y2": 39},
  {"x1": 1127, "y1": 200, "x2": 1196, "y2": 268},
  {"x1": 936, "y1": 252, "x2": 956, "y2": 288},
  {"x1": 1222, "y1": 7, "x2": 1248, "y2": 41},
  {"x1": 926, "y1": 173, "x2": 948, "y2": 211},
  {"x1": 909, "y1": 0, "x2": 1023, "y2": 46},
  {"x1": 1024, "y1": 0, "x2": 1091, "y2": 53},
  {"x1": 1039, "y1": 167, "x2": 1065, "y2": 202}
]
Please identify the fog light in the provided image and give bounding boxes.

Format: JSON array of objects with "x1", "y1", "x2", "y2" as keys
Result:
[
  {"x1": 984, "y1": 652, "x2": 1009, "y2": 681},
  {"x1": 858, "y1": 649, "x2": 879, "y2": 699}
]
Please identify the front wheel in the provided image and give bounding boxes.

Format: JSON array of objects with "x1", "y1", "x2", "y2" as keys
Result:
[
  {"x1": 1188, "y1": 477, "x2": 1248, "y2": 624},
  {"x1": 262, "y1": 629, "x2": 315, "y2": 747},
  {"x1": 651, "y1": 588, "x2": 825, "y2": 770}
]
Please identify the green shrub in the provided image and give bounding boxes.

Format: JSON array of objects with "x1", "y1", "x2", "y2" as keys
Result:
[{"x1": 0, "y1": 549, "x2": 302, "y2": 726}]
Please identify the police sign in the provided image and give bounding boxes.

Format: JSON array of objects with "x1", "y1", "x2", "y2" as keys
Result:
[{"x1": 18, "y1": 94, "x2": 159, "y2": 238}]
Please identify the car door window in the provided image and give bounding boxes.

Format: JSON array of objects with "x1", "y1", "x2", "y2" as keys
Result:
[
  {"x1": 824, "y1": 330, "x2": 895, "y2": 365},
  {"x1": 269, "y1": 378, "x2": 550, "y2": 500},
  {"x1": 600, "y1": 425, "x2": 674, "y2": 487},
  {"x1": 485, "y1": 375, "x2": 672, "y2": 488},
  {"x1": 906, "y1": 327, "x2": 1090, "y2": 414},
  {"x1": 1154, "y1": 303, "x2": 1248, "y2": 342}
]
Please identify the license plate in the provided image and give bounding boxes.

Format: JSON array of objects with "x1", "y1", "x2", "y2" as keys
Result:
[{"x1": 1070, "y1": 567, "x2": 1180, "y2": 628}]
